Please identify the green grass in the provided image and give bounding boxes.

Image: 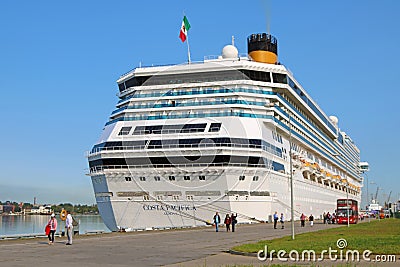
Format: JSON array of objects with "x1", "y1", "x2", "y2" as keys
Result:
[{"x1": 232, "y1": 218, "x2": 400, "y2": 255}]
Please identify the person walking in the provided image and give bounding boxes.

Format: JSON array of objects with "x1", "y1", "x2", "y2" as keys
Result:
[
  {"x1": 326, "y1": 212, "x2": 331, "y2": 224},
  {"x1": 273, "y1": 211, "x2": 279, "y2": 229},
  {"x1": 309, "y1": 214, "x2": 314, "y2": 227},
  {"x1": 231, "y1": 213, "x2": 237, "y2": 232},
  {"x1": 300, "y1": 213, "x2": 306, "y2": 227},
  {"x1": 213, "y1": 212, "x2": 221, "y2": 232},
  {"x1": 280, "y1": 213, "x2": 284, "y2": 229},
  {"x1": 65, "y1": 210, "x2": 73, "y2": 245},
  {"x1": 224, "y1": 214, "x2": 231, "y2": 232},
  {"x1": 47, "y1": 213, "x2": 57, "y2": 245}
]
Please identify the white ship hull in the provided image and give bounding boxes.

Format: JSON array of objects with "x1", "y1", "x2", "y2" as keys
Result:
[{"x1": 92, "y1": 169, "x2": 357, "y2": 231}]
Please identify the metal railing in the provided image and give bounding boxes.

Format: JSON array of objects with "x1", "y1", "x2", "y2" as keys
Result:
[
  {"x1": 89, "y1": 162, "x2": 267, "y2": 174},
  {"x1": 105, "y1": 112, "x2": 274, "y2": 126},
  {"x1": 88, "y1": 142, "x2": 282, "y2": 158}
]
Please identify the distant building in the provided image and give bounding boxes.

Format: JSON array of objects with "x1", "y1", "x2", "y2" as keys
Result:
[
  {"x1": 0, "y1": 205, "x2": 3, "y2": 214},
  {"x1": 2, "y1": 205, "x2": 15, "y2": 213},
  {"x1": 29, "y1": 205, "x2": 52, "y2": 215}
]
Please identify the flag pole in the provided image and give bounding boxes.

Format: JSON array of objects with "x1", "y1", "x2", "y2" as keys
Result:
[
  {"x1": 186, "y1": 34, "x2": 191, "y2": 63},
  {"x1": 181, "y1": 13, "x2": 191, "y2": 63}
]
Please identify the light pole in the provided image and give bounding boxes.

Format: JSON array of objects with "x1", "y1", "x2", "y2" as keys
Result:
[
  {"x1": 345, "y1": 176, "x2": 349, "y2": 228},
  {"x1": 366, "y1": 174, "x2": 368, "y2": 210}
]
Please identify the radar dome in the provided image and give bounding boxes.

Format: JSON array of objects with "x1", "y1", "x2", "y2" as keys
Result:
[
  {"x1": 329, "y1": 116, "x2": 338, "y2": 126},
  {"x1": 221, "y1": 45, "x2": 238, "y2": 59}
]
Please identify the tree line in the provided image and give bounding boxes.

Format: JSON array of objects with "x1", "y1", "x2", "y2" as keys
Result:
[{"x1": 0, "y1": 201, "x2": 98, "y2": 214}]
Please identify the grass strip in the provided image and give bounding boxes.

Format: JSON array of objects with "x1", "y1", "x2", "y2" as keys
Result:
[{"x1": 232, "y1": 218, "x2": 400, "y2": 255}]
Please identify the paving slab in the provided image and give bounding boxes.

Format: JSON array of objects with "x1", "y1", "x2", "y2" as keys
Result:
[{"x1": 1, "y1": 221, "x2": 394, "y2": 267}]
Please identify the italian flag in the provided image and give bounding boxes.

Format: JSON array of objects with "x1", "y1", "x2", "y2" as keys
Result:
[{"x1": 179, "y1": 16, "x2": 191, "y2": 42}]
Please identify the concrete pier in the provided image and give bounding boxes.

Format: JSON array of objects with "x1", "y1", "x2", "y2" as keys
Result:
[{"x1": 0, "y1": 222, "x2": 394, "y2": 266}]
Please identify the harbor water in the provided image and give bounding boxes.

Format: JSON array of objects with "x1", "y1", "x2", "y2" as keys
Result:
[{"x1": 0, "y1": 214, "x2": 110, "y2": 237}]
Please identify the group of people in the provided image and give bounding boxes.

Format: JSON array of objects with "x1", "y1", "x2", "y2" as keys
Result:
[
  {"x1": 213, "y1": 212, "x2": 237, "y2": 232},
  {"x1": 300, "y1": 213, "x2": 314, "y2": 227},
  {"x1": 46, "y1": 210, "x2": 74, "y2": 245},
  {"x1": 323, "y1": 212, "x2": 336, "y2": 224},
  {"x1": 272, "y1": 212, "x2": 315, "y2": 229},
  {"x1": 273, "y1": 212, "x2": 285, "y2": 229}
]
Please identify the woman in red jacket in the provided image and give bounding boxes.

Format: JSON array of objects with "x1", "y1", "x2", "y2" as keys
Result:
[{"x1": 47, "y1": 213, "x2": 58, "y2": 245}]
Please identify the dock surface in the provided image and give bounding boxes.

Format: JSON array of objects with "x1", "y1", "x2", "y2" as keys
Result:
[{"x1": 0, "y1": 222, "x2": 394, "y2": 266}]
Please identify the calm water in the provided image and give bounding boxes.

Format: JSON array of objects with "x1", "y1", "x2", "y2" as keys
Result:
[{"x1": 0, "y1": 215, "x2": 110, "y2": 237}]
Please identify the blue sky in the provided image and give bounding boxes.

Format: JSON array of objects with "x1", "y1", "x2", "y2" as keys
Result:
[{"x1": 0, "y1": 1, "x2": 398, "y2": 206}]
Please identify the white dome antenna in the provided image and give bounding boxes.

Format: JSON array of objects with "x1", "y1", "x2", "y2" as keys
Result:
[
  {"x1": 221, "y1": 45, "x2": 238, "y2": 59},
  {"x1": 329, "y1": 115, "x2": 338, "y2": 127}
]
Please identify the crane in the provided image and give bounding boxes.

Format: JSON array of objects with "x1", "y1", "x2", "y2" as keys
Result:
[
  {"x1": 374, "y1": 187, "x2": 380, "y2": 203},
  {"x1": 387, "y1": 191, "x2": 392, "y2": 203},
  {"x1": 385, "y1": 191, "x2": 392, "y2": 209}
]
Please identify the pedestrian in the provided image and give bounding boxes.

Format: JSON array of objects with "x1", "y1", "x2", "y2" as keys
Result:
[
  {"x1": 300, "y1": 213, "x2": 306, "y2": 227},
  {"x1": 309, "y1": 214, "x2": 314, "y2": 227},
  {"x1": 224, "y1": 214, "x2": 231, "y2": 232},
  {"x1": 213, "y1": 212, "x2": 221, "y2": 232},
  {"x1": 323, "y1": 212, "x2": 326, "y2": 224},
  {"x1": 280, "y1": 213, "x2": 284, "y2": 229},
  {"x1": 231, "y1": 213, "x2": 237, "y2": 232},
  {"x1": 47, "y1": 213, "x2": 57, "y2": 245},
  {"x1": 65, "y1": 210, "x2": 73, "y2": 245},
  {"x1": 326, "y1": 212, "x2": 331, "y2": 224},
  {"x1": 273, "y1": 211, "x2": 278, "y2": 229}
]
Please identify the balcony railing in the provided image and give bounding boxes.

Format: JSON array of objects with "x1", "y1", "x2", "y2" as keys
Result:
[
  {"x1": 87, "y1": 142, "x2": 282, "y2": 158},
  {"x1": 89, "y1": 162, "x2": 267, "y2": 174}
]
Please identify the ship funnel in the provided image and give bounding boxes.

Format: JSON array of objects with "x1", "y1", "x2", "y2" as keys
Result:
[{"x1": 247, "y1": 33, "x2": 278, "y2": 64}]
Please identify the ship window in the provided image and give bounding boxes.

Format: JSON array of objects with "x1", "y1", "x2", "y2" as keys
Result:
[
  {"x1": 154, "y1": 176, "x2": 161, "y2": 181},
  {"x1": 143, "y1": 195, "x2": 150, "y2": 201},
  {"x1": 239, "y1": 70, "x2": 271, "y2": 82},
  {"x1": 157, "y1": 195, "x2": 163, "y2": 200},
  {"x1": 118, "y1": 127, "x2": 132, "y2": 136},
  {"x1": 139, "y1": 176, "x2": 146, "y2": 181},
  {"x1": 209, "y1": 123, "x2": 222, "y2": 132},
  {"x1": 125, "y1": 177, "x2": 132, "y2": 182},
  {"x1": 181, "y1": 123, "x2": 207, "y2": 133},
  {"x1": 118, "y1": 82, "x2": 126, "y2": 92},
  {"x1": 253, "y1": 176, "x2": 259, "y2": 181},
  {"x1": 184, "y1": 176, "x2": 190, "y2": 181},
  {"x1": 187, "y1": 195, "x2": 194, "y2": 201},
  {"x1": 169, "y1": 176, "x2": 175, "y2": 181},
  {"x1": 272, "y1": 73, "x2": 287, "y2": 84},
  {"x1": 123, "y1": 75, "x2": 150, "y2": 90},
  {"x1": 133, "y1": 123, "x2": 206, "y2": 135},
  {"x1": 239, "y1": 176, "x2": 245, "y2": 181},
  {"x1": 199, "y1": 175, "x2": 206, "y2": 180},
  {"x1": 173, "y1": 195, "x2": 180, "y2": 200},
  {"x1": 272, "y1": 162, "x2": 285, "y2": 172}
]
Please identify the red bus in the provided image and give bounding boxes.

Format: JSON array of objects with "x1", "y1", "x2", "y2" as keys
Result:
[{"x1": 336, "y1": 199, "x2": 358, "y2": 224}]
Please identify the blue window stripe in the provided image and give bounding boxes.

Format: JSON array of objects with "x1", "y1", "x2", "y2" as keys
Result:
[
  {"x1": 112, "y1": 99, "x2": 269, "y2": 115},
  {"x1": 117, "y1": 87, "x2": 276, "y2": 104}
]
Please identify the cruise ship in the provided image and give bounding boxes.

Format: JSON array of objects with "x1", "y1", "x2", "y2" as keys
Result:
[{"x1": 87, "y1": 33, "x2": 368, "y2": 231}]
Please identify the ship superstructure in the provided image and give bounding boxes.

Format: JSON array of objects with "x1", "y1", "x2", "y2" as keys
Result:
[{"x1": 87, "y1": 33, "x2": 367, "y2": 231}]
